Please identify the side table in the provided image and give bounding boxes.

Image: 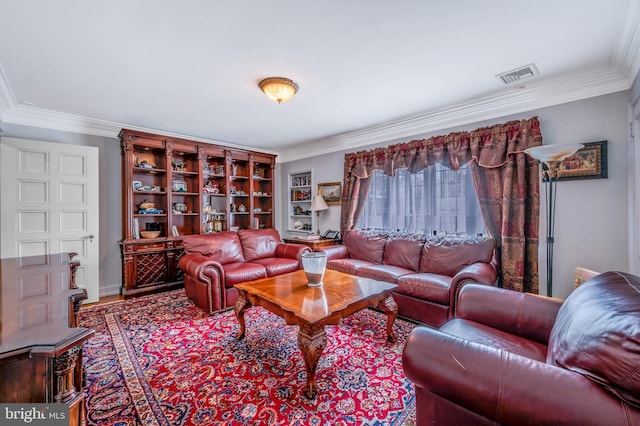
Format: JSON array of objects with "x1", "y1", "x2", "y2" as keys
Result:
[{"x1": 283, "y1": 238, "x2": 340, "y2": 250}]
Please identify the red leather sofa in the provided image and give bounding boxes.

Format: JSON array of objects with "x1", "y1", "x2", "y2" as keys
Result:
[
  {"x1": 402, "y1": 272, "x2": 640, "y2": 425},
  {"x1": 316, "y1": 229, "x2": 498, "y2": 326},
  {"x1": 179, "y1": 229, "x2": 311, "y2": 314}
]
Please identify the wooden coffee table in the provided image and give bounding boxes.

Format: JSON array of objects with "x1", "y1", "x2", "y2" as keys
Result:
[{"x1": 234, "y1": 269, "x2": 398, "y2": 399}]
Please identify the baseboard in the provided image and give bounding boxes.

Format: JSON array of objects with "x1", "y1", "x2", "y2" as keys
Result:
[{"x1": 100, "y1": 283, "x2": 121, "y2": 298}]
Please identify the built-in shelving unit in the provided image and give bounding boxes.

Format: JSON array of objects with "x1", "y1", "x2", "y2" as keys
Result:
[
  {"x1": 288, "y1": 170, "x2": 313, "y2": 235},
  {"x1": 120, "y1": 129, "x2": 276, "y2": 298}
]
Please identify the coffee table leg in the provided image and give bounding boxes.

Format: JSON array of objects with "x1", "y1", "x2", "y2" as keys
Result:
[
  {"x1": 378, "y1": 294, "x2": 398, "y2": 343},
  {"x1": 297, "y1": 324, "x2": 327, "y2": 399},
  {"x1": 234, "y1": 290, "x2": 251, "y2": 340}
]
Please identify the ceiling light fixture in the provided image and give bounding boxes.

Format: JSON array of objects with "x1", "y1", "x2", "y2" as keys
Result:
[{"x1": 258, "y1": 77, "x2": 298, "y2": 104}]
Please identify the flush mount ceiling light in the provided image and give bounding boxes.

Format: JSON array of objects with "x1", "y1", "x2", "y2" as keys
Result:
[{"x1": 258, "y1": 77, "x2": 298, "y2": 104}]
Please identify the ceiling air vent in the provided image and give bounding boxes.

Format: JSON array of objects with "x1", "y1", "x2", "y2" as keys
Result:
[{"x1": 496, "y1": 63, "x2": 539, "y2": 84}]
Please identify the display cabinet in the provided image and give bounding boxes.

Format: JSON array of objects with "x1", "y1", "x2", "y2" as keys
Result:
[
  {"x1": 251, "y1": 153, "x2": 275, "y2": 231},
  {"x1": 202, "y1": 145, "x2": 227, "y2": 233},
  {"x1": 120, "y1": 129, "x2": 276, "y2": 297},
  {"x1": 288, "y1": 170, "x2": 313, "y2": 235},
  {"x1": 169, "y1": 141, "x2": 200, "y2": 237},
  {"x1": 228, "y1": 150, "x2": 251, "y2": 230}
]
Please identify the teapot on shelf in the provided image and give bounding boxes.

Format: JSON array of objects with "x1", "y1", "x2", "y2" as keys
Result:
[{"x1": 238, "y1": 203, "x2": 247, "y2": 213}]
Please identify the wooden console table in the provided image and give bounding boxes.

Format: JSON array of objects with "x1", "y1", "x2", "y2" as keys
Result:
[
  {"x1": 0, "y1": 253, "x2": 94, "y2": 426},
  {"x1": 283, "y1": 238, "x2": 340, "y2": 250}
]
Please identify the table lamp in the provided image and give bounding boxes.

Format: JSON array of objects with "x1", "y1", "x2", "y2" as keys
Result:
[{"x1": 310, "y1": 194, "x2": 329, "y2": 235}]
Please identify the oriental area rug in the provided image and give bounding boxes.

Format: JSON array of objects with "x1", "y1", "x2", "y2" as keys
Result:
[{"x1": 79, "y1": 289, "x2": 417, "y2": 425}]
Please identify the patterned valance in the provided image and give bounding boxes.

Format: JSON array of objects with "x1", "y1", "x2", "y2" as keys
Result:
[{"x1": 344, "y1": 116, "x2": 542, "y2": 178}]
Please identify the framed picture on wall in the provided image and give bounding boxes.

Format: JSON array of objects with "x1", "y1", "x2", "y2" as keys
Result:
[
  {"x1": 318, "y1": 182, "x2": 341, "y2": 205},
  {"x1": 552, "y1": 140, "x2": 608, "y2": 181}
]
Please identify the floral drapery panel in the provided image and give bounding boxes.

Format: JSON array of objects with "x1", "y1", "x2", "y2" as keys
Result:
[{"x1": 341, "y1": 117, "x2": 543, "y2": 293}]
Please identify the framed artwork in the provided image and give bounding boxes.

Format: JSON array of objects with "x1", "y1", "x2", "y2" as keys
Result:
[
  {"x1": 553, "y1": 140, "x2": 608, "y2": 181},
  {"x1": 318, "y1": 182, "x2": 341, "y2": 205}
]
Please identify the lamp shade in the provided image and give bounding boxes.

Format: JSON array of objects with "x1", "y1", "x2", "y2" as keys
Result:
[
  {"x1": 258, "y1": 77, "x2": 298, "y2": 103},
  {"x1": 311, "y1": 194, "x2": 329, "y2": 212},
  {"x1": 524, "y1": 144, "x2": 584, "y2": 166}
]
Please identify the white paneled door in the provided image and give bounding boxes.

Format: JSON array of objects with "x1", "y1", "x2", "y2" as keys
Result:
[{"x1": 0, "y1": 137, "x2": 99, "y2": 303}]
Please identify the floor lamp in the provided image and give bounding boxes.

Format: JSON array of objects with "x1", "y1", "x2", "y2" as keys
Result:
[
  {"x1": 525, "y1": 144, "x2": 583, "y2": 297},
  {"x1": 311, "y1": 194, "x2": 329, "y2": 235}
]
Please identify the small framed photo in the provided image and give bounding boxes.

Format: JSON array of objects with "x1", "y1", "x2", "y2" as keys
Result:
[
  {"x1": 318, "y1": 182, "x2": 341, "y2": 205},
  {"x1": 553, "y1": 140, "x2": 608, "y2": 181}
]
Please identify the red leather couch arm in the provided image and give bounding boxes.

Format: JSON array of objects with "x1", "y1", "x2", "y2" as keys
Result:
[
  {"x1": 452, "y1": 261, "x2": 498, "y2": 287},
  {"x1": 315, "y1": 244, "x2": 348, "y2": 261},
  {"x1": 449, "y1": 262, "x2": 498, "y2": 317},
  {"x1": 403, "y1": 326, "x2": 635, "y2": 426},
  {"x1": 276, "y1": 243, "x2": 311, "y2": 262},
  {"x1": 455, "y1": 284, "x2": 562, "y2": 344},
  {"x1": 179, "y1": 253, "x2": 225, "y2": 286}
]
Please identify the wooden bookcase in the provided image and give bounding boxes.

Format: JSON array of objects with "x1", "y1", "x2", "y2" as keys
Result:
[{"x1": 119, "y1": 129, "x2": 276, "y2": 297}]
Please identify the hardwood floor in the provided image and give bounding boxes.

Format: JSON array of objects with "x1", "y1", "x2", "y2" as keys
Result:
[{"x1": 84, "y1": 294, "x2": 122, "y2": 307}]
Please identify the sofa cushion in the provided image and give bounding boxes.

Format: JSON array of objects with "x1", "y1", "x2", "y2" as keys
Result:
[
  {"x1": 419, "y1": 236, "x2": 494, "y2": 276},
  {"x1": 344, "y1": 230, "x2": 388, "y2": 264},
  {"x1": 223, "y1": 262, "x2": 267, "y2": 287},
  {"x1": 253, "y1": 257, "x2": 300, "y2": 277},
  {"x1": 396, "y1": 273, "x2": 452, "y2": 304},
  {"x1": 326, "y1": 258, "x2": 375, "y2": 275},
  {"x1": 181, "y1": 232, "x2": 245, "y2": 264},
  {"x1": 238, "y1": 229, "x2": 281, "y2": 261},
  {"x1": 383, "y1": 233, "x2": 425, "y2": 272},
  {"x1": 357, "y1": 264, "x2": 413, "y2": 283},
  {"x1": 440, "y1": 318, "x2": 548, "y2": 362},
  {"x1": 547, "y1": 271, "x2": 640, "y2": 408}
]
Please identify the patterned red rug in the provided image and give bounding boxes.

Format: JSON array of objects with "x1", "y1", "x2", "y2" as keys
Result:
[{"x1": 79, "y1": 290, "x2": 417, "y2": 425}]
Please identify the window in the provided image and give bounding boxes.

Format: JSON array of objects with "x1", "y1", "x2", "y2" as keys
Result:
[{"x1": 357, "y1": 162, "x2": 486, "y2": 236}]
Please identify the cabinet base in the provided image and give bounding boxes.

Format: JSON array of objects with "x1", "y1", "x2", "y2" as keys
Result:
[{"x1": 122, "y1": 280, "x2": 184, "y2": 299}]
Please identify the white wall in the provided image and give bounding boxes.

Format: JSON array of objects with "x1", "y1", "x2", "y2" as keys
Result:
[{"x1": 280, "y1": 91, "x2": 631, "y2": 298}]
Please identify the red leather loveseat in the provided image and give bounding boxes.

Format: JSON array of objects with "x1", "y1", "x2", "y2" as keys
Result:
[
  {"x1": 316, "y1": 229, "x2": 498, "y2": 327},
  {"x1": 179, "y1": 229, "x2": 310, "y2": 314},
  {"x1": 402, "y1": 272, "x2": 640, "y2": 425}
]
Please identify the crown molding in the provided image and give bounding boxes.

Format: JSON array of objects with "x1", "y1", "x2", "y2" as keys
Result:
[
  {"x1": 0, "y1": 65, "x2": 279, "y2": 155},
  {"x1": 2, "y1": 105, "x2": 122, "y2": 138},
  {"x1": 612, "y1": 0, "x2": 640, "y2": 84},
  {"x1": 0, "y1": 63, "x2": 14, "y2": 120},
  {"x1": 0, "y1": 99, "x2": 278, "y2": 156},
  {"x1": 278, "y1": 66, "x2": 630, "y2": 163}
]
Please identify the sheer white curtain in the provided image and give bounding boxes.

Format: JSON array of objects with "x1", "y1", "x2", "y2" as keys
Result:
[{"x1": 357, "y1": 162, "x2": 485, "y2": 235}]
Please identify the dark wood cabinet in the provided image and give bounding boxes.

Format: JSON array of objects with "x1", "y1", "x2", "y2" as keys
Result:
[
  {"x1": 119, "y1": 129, "x2": 276, "y2": 297},
  {"x1": 0, "y1": 253, "x2": 93, "y2": 426}
]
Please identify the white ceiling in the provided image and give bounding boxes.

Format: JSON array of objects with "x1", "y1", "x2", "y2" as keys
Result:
[{"x1": 0, "y1": 1, "x2": 639, "y2": 162}]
